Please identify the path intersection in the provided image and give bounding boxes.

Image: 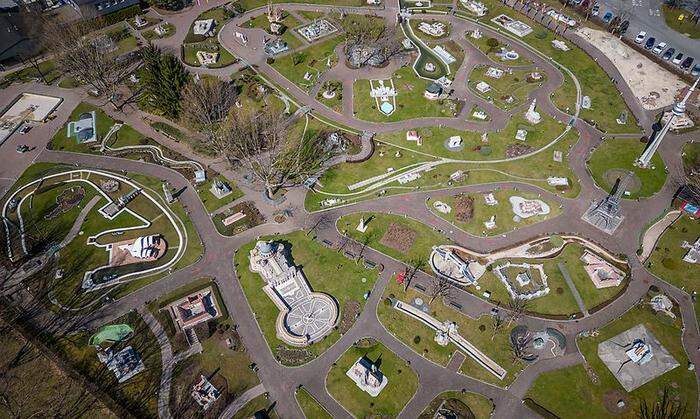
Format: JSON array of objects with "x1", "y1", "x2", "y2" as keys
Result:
[{"x1": 1, "y1": 0, "x2": 699, "y2": 418}]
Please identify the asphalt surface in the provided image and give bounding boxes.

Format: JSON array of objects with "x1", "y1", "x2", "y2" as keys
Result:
[{"x1": 0, "y1": 0, "x2": 698, "y2": 418}]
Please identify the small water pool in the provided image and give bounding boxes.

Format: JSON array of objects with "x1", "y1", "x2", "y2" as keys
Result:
[{"x1": 380, "y1": 101, "x2": 394, "y2": 115}]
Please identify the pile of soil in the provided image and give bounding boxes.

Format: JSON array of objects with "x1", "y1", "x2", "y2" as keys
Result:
[
  {"x1": 454, "y1": 194, "x2": 474, "y2": 223},
  {"x1": 379, "y1": 222, "x2": 416, "y2": 254},
  {"x1": 506, "y1": 143, "x2": 533, "y2": 158}
]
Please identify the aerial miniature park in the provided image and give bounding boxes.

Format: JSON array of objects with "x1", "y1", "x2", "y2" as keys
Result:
[{"x1": 0, "y1": 0, "x2": 698, "y2": 417}]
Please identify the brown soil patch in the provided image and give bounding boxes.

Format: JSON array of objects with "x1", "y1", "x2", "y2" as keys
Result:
[
  {"x1": 380, "y1": 222, "x2": 416, "y2": 254},
  {"x1": 339, "y1": 300, "x2": 361, "y2": 334},
  {"x1": 602, "y1": 389, "x2": 629, "y2": 414},
  {"x1": 45, "y1": 186, "x2": 85, "y2": 219},
  {"x1": 454, "y1": 194, "x2": 474, "y2": 223},
  {"x1": 506, "y1": 143, "x2": 533, "y2": 158},
  {"x1": 276, "y1": 345, "x2": 312, "y2": 366}
]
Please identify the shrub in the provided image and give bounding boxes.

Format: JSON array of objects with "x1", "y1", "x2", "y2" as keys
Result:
[
  {"x1": 486, "y1": 37, "x2": 500, "y2": 48},
  {"x1": 413, "y1": 335, "x2": 421, "y2": 344},
  {"x1": 478, "y1": 324, "x2": 486, "y2": 332}
]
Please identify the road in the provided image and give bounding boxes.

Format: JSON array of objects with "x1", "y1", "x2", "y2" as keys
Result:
[{"x1": 0, "y1": 0, "x2": 698, "y2": 418}]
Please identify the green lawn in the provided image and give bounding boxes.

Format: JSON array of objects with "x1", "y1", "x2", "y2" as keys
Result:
[
  {"x1": 234, "y1": 231, "x2": 379, "y2": 365},
  {"x1": 305, "y1": 129, "x2": 581, "y2": 211},
  {"x1": 527, "y1": 300, "x2": 698, "y2": 418},
  {"x1": 663, "y1": 5, "x2": 700, "y2": 39},
  {"x1": 551, "y1": 69, "x2": 578, "y2": 115},
  {"x1": 587, "y1": 138, "x2": 667, "y2": 199},
  {"x1": 473, "y1": 242, "x2": 625, "y2": 316},
  {"x1": 3, "y1": 59, "x2": 61, "y2": 85},
  {"x1": 52, "y1": 311, "x2": 162, "y2": 417},
  {"x1": 429, "y1": 189, "x2": 561, "y2": 237},
  {"x1": 338, "y1": 212, "x2": 450, "y2": 265},
  {"x1": 467, "y1": 65, "x2": 545, "y2": 111},
  {"x1": 419, "y1": 391, "x2": 494, "y2": 419},
  {"x1": 646, "y1": 214, "x2": 700, "y2": 321},
  {"x1": 238, "y1": 0, "x2": 370, "y2": 9},
  {"x1": 353, "y1": 66, "x2": 462, "y2": 122},
  {"x1": 460, "y1": 0, "x2": 639, "y2": 134},
  {"x1": 295, "y1": 387, "x2": 332, "y2": 419},
  {"x1": 376, "y1": 113, "x2": 566, "y2": 160},
  {"x1": 182, "y1": 41, "x2": 237, "y2": 68},
  {"x1": 48, "y1": 102, "x2": 123, "y2": 152},
  {"x1": 326, "y1": 339, "x2": 418, "y2": 417},
  {"x1": 317, "y1": 80, "x2": 343, "y2": 113},
  {"x1": 143, "y1": 23, "x2": 175, "y2": 40},
  {"x1": 232, "y1": 394, "x2": 277, "y2": 419},
  {"x1": 195, "y1": 176, "x2": 243, "y2": 213},
  {"x1": 270, "y1": 35, "x2": 342, "y2": 92},
  {"x1": 465, "y1": 33, "x2": 533, "y2": 66},
  {"x1": 378, "y1": 279, "x2": 524, "y2": 386}
]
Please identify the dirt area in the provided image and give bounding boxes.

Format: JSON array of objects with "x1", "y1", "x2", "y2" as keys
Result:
[
  {"x1": 45, "y1": 186, "x2": 85, "y2": 219},
  {"x1": 275, "y1": 345, "x2": 312, "y2": 365},
  {"x1": 339, "y1": 300, "x2": 361, "y2": 334},
  {"x1": 505, "y1": 143, "x2": 533, "y2": 158},
  {"x1": 576, "y1": 27, "x2": 687, "y2": 110},
  {"x1": 602, "y1": 389, "x2": 629, "y2": 414},
  {"x1": 454, "y1": 194, "x2": 474, "y2": 223},
  {"x1": 380, "y1": 222, "x2": 417, "y2": 254}
]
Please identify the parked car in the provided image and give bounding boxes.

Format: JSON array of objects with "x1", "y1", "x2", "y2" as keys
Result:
[
  {"x1": 681, "y1": 57, "x2": 694, "y2": 71},
  {"x1": 662, "y1": 47, "x2": 675, "y2": 60},
  {"x1": 673, "y1": 52, "x2": 684, "y2": 65},
  {"x1": 644, "y1": 37, "x2": 656, "y2": 50},
  {"x1": 602, "y1": 11, "x2": 613, "y2": 23},
  {"x1": 18, "y1": 125, "x2": 31, "y2": 134},
  {"x1": 592, "y1": 3, "x2": 600, "y2": 15},
  {"x1": 691, "y1": 64, "x2": 700, "y2": 77},
  {"x1": 16, "y1": 145, "x2": 29, "y2": 153},
  {"x1": 652, "y1": 42, "x2": 667, "y2": 55},
  {"x1": 634, "y1": 31, "x2": 646, "y2": 43}
]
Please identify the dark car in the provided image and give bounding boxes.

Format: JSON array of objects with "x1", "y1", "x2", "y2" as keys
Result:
[
  {"x1": 662, "y1": 47, "x2": 675, "y2": 60},
  {"x1": 644, "y1": 37, "x2": 655, "y2": 49},
  {"x1": 681, "y1": 57, "x2": 694, "y2": 71},
  {"x1": 692, "y1": 64, "x2": 700, "y2": 77},
  {"x1": 18, "y1": 125, "x2": 31, "y2": 134},
  {"x1": 16, "y1": 145, "x2": 29, "y2": 153},
  {"x1": 602, "y1": 11, "x2": 613, "y2": 23}
]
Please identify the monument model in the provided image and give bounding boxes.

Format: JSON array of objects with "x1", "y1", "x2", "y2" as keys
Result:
[
  {"x1": 582, "y1": 172, "x2": 633, "y2": 234},
  {"x1": 346, "y1": 356, "x2": 389, "y2": 397},
  {"x1": 249, "y1": 241, "x2": 338, "y2": 346},
  {"x1": 637, "y1": 77, "x2": 699, "y2": 168}
]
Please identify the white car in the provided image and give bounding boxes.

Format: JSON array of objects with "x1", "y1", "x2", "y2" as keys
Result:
[
  {"x1": 634, "y1": 31, "x2": 647, "y2": 44},
  {"x1": 652, "y1": 42, "x2": 667, "y2": 55},
  {"x1": 672, "y1": 52, "x2": 684, "y2": 65}
]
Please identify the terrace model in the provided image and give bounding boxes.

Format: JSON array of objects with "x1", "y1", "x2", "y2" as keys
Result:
[{"x1": 249, "y1": 241, "x2": 338, "y2": 346}]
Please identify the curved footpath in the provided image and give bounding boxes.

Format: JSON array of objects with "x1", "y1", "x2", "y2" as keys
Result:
[{"x1": 2, "y1": 0, "x2": 697, "y2": 418}]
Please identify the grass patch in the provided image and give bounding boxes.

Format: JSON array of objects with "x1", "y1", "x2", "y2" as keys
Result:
[
  {"x1": 662, "y1": 5, "x2": 700, "y2": 39},
  {"x1": 326, "y1": 339, "x2": 418, "y2": 417},
  {"x1": 143, "y1": 23, "x2": 175, "y2": 40},
  {"x1": 234, "y1": 231, "x2": 378, "y2": 365},
  {"x1": 232, "y1": 394, "x2": 277, "y2": 419},
  {"x1": 338, "y1": 212, "x2": 450, "y2": 264},
  {"x1": 647, "y1": 214, "x2": 700, "y2": 321},
  {"x1": 270, "y1": 35, "x2": 342, "y2": 92},
  {"x1": 527, "y1": 300, "x2": 698, "y2": 418},
  {"x1": 587, "y1": 138, "x2": 667, "y2": 199},
  {"x1": 429, "y1": 189, "x2": 561, "y2": 237},
  {"x1": 295, "y1": 387, "x2": 332, "y2": 419},
  {"x1": 467, "y1": 64, "x2": 545, "y2": 111},
  {"x1": 419, "y1": 390, "x2": 494, "y2": 419},
  {"x1": 195, "y1": 176, "x2": 243, "y2": 213},
  {"x1": 353, "y1": 66, "x2": 462, "y2": 122},
  {"x1": 465, "y1": 33, "x2": 533, "y2": 66}
]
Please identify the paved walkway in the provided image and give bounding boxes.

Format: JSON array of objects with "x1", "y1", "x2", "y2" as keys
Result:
[{"x1": 558, "y1": 262, "x2": 589, "y2": 317}]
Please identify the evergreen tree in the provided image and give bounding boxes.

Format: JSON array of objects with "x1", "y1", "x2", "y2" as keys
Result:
[{"x1": 139, "y1": 45, "x2": 190, "y2": 118}]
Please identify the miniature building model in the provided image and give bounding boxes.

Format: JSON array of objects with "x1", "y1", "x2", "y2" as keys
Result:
[
  {"x1": 580, "y1": 250, "x2": 625, "y2": 288},
  {"x1": 193, "y1": 19, "x2": 216, "y2": 36},
  {"x1": 430, "y1": 245, "x2": 480, "y2": 285},
  {"x1": 196, "y1": 51, "x2": 219, "y2": 66},
  {"x1": 67, "y1": 111, "x2": 97, "y2": 144},
  {"x1": 491, "y1": 14, "x2": 533, "y2": 37},
  {"x1": 598, "y1": 324, "x2": 679, "y2": 391},
  {"x1": 210, "y1": 179, "x2": 233, "y2": 199},
  {"x1": 346, "y1": 357, "x2": 388, "y2": 397},
  {"x1": 297, "y1": 19, "x2": 338, "y2": 42},
  {"x1": 509, "y1": 196, "x2": 551, "y2": 218},
  {"x1": 406, "y1": 130, "x2": 422, "y2": 145},
  {"x1": 682, "y1": 238, "x2": 700, "y2": 263},
  {"x1": 582, "y1": 172, "x2": 632, "y2": 234},
  {"x1": 192, "y1": 375, "x2": 221, "y2": 410},
  {"x1": 417, "y1": 21, "x2": 447, "y2": 37},
  {"x1": 264, "y1": 38, "x2": 289, "y2": 56},
  {"x1": 169, "y1": 287, "x2": 221, "y2": 331},
  {"x1": 461, "y1": 0, "x2": 488, "y2": 16},
  {"x1": 97, "y1": 346, "x2": 145, "y2": 383},
  {"x1": 424, "y1": 82, "x2": 443, "y2": 100},
  {"x1": 119, "y1": 235, "x2": 163, "y2": 259},
  {"x1": 493, "y1": 262, "x2": 549, "y2": 300},
  {"x1": 249, "y1": 241, "x2": 338, "y2": 346}
]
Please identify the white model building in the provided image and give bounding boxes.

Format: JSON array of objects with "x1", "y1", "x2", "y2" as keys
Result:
[
  {"x1": 193, "y1": 19, "x2": 216, "y2": 36},
  {"x1": 682, "y1": 237, "x2": 700, "y2": 263},
  {"x1": 119, "y1": 235, "x2": 162, "y2": 259},
  {"x1": 249, "y1": 241, "x2": 338, "y2": 346},
  {"x1": 346, "y1": 357, "x2": 388, "y2": 397}
]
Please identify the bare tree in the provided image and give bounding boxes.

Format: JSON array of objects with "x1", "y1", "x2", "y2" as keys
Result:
[
  {"x1": 490, "y1": 315, "x2": 505, "y2": 341},
  {"x1": 638, "y1": 386, "x2": 686, "y2": 419},
  {"x1": 180, "y1": 77, "x2": 238, "y2": 146},
  {"x1": 343, "y1": 15, "x2": 405, "y2": 68},
  {"x1": 39, "y1": 15, "x2": 137, "y2": 109},
  {"x1": 506, "y1": 297, "x2": 530, "y2": 327},
  {"x1": 404, "y1": 258, "x2": 425, "y2": 292},
  {"x1": 428, "y1": 275, "x2": 451, "y2": 304},
  {"x1": 306, "y1": 215, "x2": 332, "y2": 236},
  {"x1": 216, "y1": 107, "x2": 332, "y2": 199},
  {"x1": 510, "y1": 332, "x2": 531, "y2": 362}
]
